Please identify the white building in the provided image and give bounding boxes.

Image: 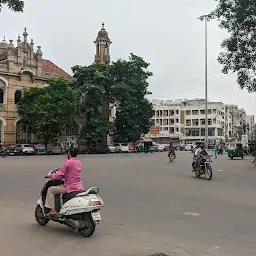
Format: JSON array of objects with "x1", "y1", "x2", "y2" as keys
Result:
[
  {"x1": 147, "y1": 99, "x2": 182, "y2": 144},
  {"x1": 180, "y1": 99, "x2": 226, "y2": 145}
]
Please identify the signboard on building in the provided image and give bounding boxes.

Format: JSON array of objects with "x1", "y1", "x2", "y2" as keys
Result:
[
  {"x1": 160, "y1": 130, "x2": 169, "y2": 136},
  {"x1": 150, "y1": 127, "x2": 159, "y2": 136}
]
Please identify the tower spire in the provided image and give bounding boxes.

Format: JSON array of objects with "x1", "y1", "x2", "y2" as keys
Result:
[
  {"x1": 94, "y1": 23, "x2": 112, "y2": 64},
  {"x1": 23, "y1": 27, "x2": 28, "y2": 42}
]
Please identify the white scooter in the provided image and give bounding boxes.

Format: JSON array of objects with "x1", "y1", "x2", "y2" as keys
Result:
[{"x1": 35, "y1": 168, "x2": 104, "y2": 237}]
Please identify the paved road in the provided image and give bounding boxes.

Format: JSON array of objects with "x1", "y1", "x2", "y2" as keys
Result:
[{"x1": 0, "y1": 152, "x2": 255, "y2": 256}]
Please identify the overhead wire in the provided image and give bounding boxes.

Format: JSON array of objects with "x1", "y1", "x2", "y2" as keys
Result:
[
  {"x1": 150, "y1": 70, "x2": 221, "y2": 93},
  {"x1": 154, "y1": 75, "x2": 228, "y2": 98}
]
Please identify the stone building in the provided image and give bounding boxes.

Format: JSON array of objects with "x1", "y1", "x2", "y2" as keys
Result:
[{"x1": 0, "y1": 28, "x2": 71, "y2": 145}]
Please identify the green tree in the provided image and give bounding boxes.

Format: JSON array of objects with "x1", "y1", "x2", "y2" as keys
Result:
[
  {"x1": 0, "y1": 0, "x2": 24, "y2": 12},
  {"x1": 111, "y1": 54, "x2": 154, "y2": 143},
  {"x1": 72, "y1": 64, "x2": 114, "y2": 151},
  {"x1": 72, "y1": 54, "x2": 154, "y2": 148},
  {"x1": 213, "y1": 0, "x2": 256, "y2": 92},
  {"x1": 17, "y1": 78, "x2": 80, "y2": 150}
]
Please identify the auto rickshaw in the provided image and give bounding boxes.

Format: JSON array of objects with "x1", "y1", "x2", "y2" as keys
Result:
[
  {"x1": 136, "y1": 140, "x2": 154, "y2": 153},
  {"x1": 227, "y1": 143, "x2": 244, "y2": 159}
]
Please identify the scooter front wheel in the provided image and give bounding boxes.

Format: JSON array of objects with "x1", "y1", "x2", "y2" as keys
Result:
[
  {"x1": 78, "y1": 213, "x2": 96, "y2": 237},
  {"x1": 35, "y1": 205, "x2": 49, "y2": 226}
]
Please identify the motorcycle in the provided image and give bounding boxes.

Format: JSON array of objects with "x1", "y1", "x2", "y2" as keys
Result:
[
  {"x1": 0, "y1": 148, "x2": 8, "y2": 158},
  {"x1": 35, "y1": 168, "x2": 104, "y2": 237},
  {"x1": 192, "y1": 151, "x2": 213, "y2": 180}
]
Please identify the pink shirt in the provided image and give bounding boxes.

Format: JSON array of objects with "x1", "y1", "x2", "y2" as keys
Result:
[{"x1": 49, "y1": 157, "x2": 84, "y2": 193}]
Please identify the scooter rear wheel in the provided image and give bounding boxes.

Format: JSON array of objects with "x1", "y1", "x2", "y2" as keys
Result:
[
  {"x1": 78, "y1": 213, "x2": 96, "y2": 237},
  {"x1": 35, "y1": 205, "x2": 49, "y2": 226}
]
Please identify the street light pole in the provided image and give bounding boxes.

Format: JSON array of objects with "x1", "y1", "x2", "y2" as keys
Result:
[{"x1": 199, "y1": 14, "x2": 211, "y2": 149}]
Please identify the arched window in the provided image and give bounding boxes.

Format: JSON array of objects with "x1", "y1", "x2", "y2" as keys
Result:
[
  {"x1": 0, "y1": 89, "x2": 3, "y2": 104},
  {"x1": 15, "y1": 90, "x2": 22, "y2": 104},
  {"x1": 0, "y1": 80, "x2": 5, "y2": 104}
]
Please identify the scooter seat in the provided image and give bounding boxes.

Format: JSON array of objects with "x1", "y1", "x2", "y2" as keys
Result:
[{"x1": 62, "y1": 190, "x2": 85, "y2": 204}]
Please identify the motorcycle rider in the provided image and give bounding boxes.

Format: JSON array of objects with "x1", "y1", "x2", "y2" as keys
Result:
[
  {"x1": 192, "y1": 143, "x2": 200, "y2": 170},
  {"x1": 45, "y1": 147, "x2": 84, "y2": 216},
  {"x1": 194, "y1": 143, "x2": 205, "y2": 170}
]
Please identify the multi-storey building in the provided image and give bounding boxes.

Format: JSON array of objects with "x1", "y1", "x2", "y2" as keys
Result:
[
  {"x1": 246, "y1": 115, "x2": 255, "y2": 141},
  {"x1": 180, "y1": 99, "x2": 226, "y2": 144},
  {"x1": 227, "y1": 105, "x2": 247, "y2": 140},
  {"x1": 147, "y1": 98, "x2": 249, "y2": 145},
  {"x1": 148, "y1": 99, "x2": 182, "y2": 144}
]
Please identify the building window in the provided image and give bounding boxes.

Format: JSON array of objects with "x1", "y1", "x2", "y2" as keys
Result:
[
  {"x1": 169, "y1": 127, "x2": 174, "y2": 134},
  {"x1": 213, "y1": 118, "x2": 216, "y2": 124},
  {"x1": 0, "y1": 88, "x2": 4, "y2": 104},
  {"x1": 163, "y1": 119, "x2": 168, "y2": 125},
  {"x1": 200, "y1": 110, "x2": 205, "y2": 114},
  {"x1": 192, "y1": 110, "x2": 199, "y2": 115},
  {"x1": 176, "y1": 127, "x2": 179, "y2": 133},
  {"x1": 186, "y1": 110, "x2": 191, "y2": 115},
  {"x1": 169, "y1": 119, "x2": 174, "y2": 125},
  {"x1": 208, "y1": 109, "x2": 212, "y2": 114},
  {"x1": 169, "y1": 110, "x2": 174, "y2": 116},
  {"x1": 176, "y1": 110, "x2": 179, "y2": 115},
  {"x1": 163, "y1": 110, "x2": 168, "y2": 116},
  {"x1": 175, "y1": 119, "x2": 179, "y2": 123},
  {"x1": 15, "y1": 90, "x2": 22, "y2": 104},
  {"x1": 192, "y1": 119, "x2": 199, "y2": 126},
  {"x1": 213, "y1": 109, "x2": 216, "y2": 114},
  {"x1": 186, "y1": 120, "x2": 191, "y2": 126}
]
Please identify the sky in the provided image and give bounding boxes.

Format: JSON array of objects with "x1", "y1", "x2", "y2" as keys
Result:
[{"x1": 0, "y1": 0, "x2": 256, "y2": 116}]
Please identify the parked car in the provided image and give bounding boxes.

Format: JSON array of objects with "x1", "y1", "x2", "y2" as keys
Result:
[
  {"x1": 47, "y1": 142, "x2": 67, "y2": 155},
  {"x1": 152, "y1": 142, "x2": 158, "y2": 152},
  {"x1": 88, "y1": 145, "x2": 109, "y2": 154},
  {"x1": 6, "y1": 145, "x2": 19, "y2": 156},
  {"x1": 16, "y1": 144, "x2": 35, "y2": 155},
  {"x1": 157, "y1": 144, "x2": 165, "y2": 152},
  {"x1": 108, "y1": 144, "x2": 116, "y2": 153},
  {"x1": 114, "y1": 143, "x2": 129, "y2": 153},
  {"x1": 184, "y1": 144, "x2": 192, "y2": 151}
]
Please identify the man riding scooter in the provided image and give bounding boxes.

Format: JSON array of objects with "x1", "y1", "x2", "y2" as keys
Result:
[{"x1": 45, "y1": 147, "x2": 84, "y2": 216}]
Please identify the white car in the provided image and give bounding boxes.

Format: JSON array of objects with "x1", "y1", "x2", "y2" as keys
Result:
[
  {"x1": 108, "y1": 144, "x2": 116, "y2": 153},
  {"x1": 185, "y1": 144, "x2": 192, "y2": 151},
  {"x1": 157, "y1": 144, "x2": 165, "y2": 152},
  {"x1": 114, "y1": 143, "x2": 129, "y2": 153},
  {"x1": 16, "y1": 144, "x2": 35, "y2": 155}
]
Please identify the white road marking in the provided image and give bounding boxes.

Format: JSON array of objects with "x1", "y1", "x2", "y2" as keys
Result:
[
  {"x1": 181, "y1": 212, "x2": 200, "y2": 216},
  {"x1": 217, "y1": 169, "x2": 222, "y2": 172}
]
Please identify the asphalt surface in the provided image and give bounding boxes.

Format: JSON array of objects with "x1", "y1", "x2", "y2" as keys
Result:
[{"x1": 0, "y1": 151, "x2": 255, "y2": 256}]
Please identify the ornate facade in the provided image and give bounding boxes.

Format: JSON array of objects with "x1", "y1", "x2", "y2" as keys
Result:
[{"x1": 0, "y1": 28, "x2": 71, "y2": 145}]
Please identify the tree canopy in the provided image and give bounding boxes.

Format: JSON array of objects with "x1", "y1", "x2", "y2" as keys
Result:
[
  {"x1": 17, "y1": 78, "x2": 80, "y2": 146},
  {"x1": 72, "y1": 53, "x2": 154, "y2": 147},
  {"x1": 0, "y1": 0, "x2": 24, "y2": 12},
  {"x1": 111, "y1": 54, "x2": 154, "y2": 143},
  {"x1": 213, "y1": 0, "x2": 256, "y2": 92}
]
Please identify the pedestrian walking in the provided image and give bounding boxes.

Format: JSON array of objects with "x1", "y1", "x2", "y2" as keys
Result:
[
  {"x1": 214, "y1": 144, "x2": 218, "y2": 159},
  {"x1": 60, "y1": 142, "x2": 64, "y2": 154}
]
